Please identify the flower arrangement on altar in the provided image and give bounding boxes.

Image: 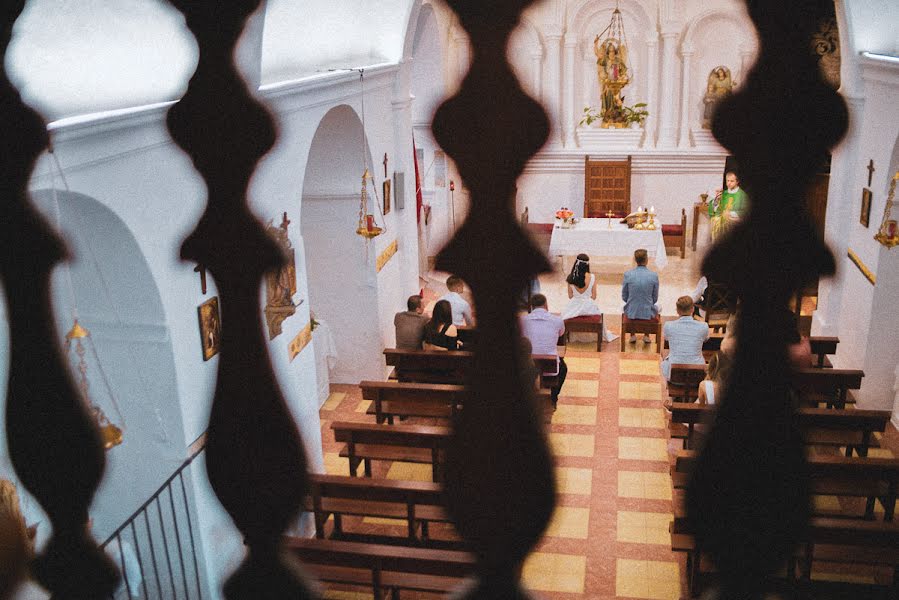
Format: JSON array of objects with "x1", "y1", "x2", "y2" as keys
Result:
[{"x1": 555, "y1": 207, "x2": 576, "y2": 228}]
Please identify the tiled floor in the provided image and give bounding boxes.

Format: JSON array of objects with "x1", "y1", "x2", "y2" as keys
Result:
[{"x1": 316, "y1": 342, "x2": 899, "y2": 599}]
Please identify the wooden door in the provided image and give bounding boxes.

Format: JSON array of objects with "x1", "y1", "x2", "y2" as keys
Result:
[{"x1": 584, "y1": 155, "x2": 631, "y2": 217}]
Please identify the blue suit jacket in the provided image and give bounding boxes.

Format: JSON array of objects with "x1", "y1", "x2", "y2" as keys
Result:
[{"x1": 621, "y1": 266, "x2": 659, "y2": 320}]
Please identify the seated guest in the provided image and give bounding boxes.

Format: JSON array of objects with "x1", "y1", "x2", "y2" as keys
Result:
[
  {"x1": 697, "y1": 351, "x2": 731, "y2": 405},
  {"x1": 439, "y1": 275, "x2": 474, "y2": 326},
  {"x1": 661, "y1": 296, "x2": 710, "y2": 381},
  {"x1": 520, "y1": 294, "x2": 566, "y2": 408},
  {"x1": 621, "y1": 248, "x2": 659, "y2": 343},
  {"x1": 423, "y1": 300, "x2": 459, "y2": 351},
  {"x1": 394, "y1": 294, "x2": 428, "y2": 350}
]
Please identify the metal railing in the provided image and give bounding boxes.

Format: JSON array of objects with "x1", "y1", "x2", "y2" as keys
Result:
[{"x1": 100, "y1": 445, "x2": 205, "y2": 600}]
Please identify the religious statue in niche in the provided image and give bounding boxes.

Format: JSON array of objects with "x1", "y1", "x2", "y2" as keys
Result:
[
  {"x1": 593, "y1": 37, "x2": 630, "y2": 127},
  {"x1": 264, "y1": 212, "x2": 298, "y2": 340},
  {"x1": 702, "y1": 66, "x2": 734, "y2": 129}
]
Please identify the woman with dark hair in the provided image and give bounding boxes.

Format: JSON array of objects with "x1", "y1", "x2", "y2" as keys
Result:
[
  {"x1": 423, "y1": 299, "x2": 459, "y2": 351},
  {"x1": 561, "y1": 253, "x2": 618, "y2": 341}
]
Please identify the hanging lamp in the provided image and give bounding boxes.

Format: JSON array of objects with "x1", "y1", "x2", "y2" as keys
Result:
[
  {"x1": 874, "y1": 171, "x2": 899, "y2": 248},
  {"x1": 49, "y1": 149, "x2": 125, "y2": 450},
  {"x1": 354, "y1": 69, "x2": 386, "y2": 239}
]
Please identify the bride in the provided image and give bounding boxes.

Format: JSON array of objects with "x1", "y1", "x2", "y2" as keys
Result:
[{"x1": 561, "y1": 254, "x2": 618, "y2": 342}]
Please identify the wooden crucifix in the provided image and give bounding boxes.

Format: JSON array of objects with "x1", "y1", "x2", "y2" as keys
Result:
[
  {"x1": 194, "y1": 264, "x2": 207, "y2": 295},
  {"x1": 383, "y1": 153, "x2": 389, "y2": 178},
  {"x1": 867, "y1": 159, "x2": 875, "y2": 187}
]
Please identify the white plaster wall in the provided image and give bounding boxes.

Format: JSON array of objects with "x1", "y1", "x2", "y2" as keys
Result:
[{"x1": 517, "y1": 160, "x2": 726, "y2": 225}]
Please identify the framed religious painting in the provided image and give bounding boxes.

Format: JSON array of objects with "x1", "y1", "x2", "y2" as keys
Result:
[
  {"x1": 198, "y1": 296, "x2": 222, "y2": 361},
  {"x1": 860, "y1": 187, "x2": 872, "y2": 228},
  {"x1": 383, "y1": 178, "x2": 391, "y2": 214}
]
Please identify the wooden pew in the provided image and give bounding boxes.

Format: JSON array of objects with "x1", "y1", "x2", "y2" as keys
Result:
[
  {"x1": 667, "y1": 364, "x2": 864, "y2": 408},
  {"x1": 672, "y1": 450, "x2": 898, "y2": 521},
  {"x1": 384, "y1": 348, "x2": 472, "y2": 384},
  {"x1": 359, "y1": 380, "x2": 554, "y2": 425},
  {"x1": 285, "y1": 537, "x2": 474, "y2": 598},
  {"x1": 383, "y1": 348, "x2": 560, "y2": 390},
  {"x1": 670, "y1": 515, "x2": 899, "y2": 597},
  {"x1": 303, "y1": 473, "x2": 454, "y2": 546},
  {"x1": 331, "y1": 421, "x2": 450, "y2": 482},
  {"x1": 668, "y1": 403, "x2": 890, "y2": 456},
  {"x1": 793, "y1": 367, "x2": 863, "y2": 408},
  {"x1": 664, "y1": 334, "x2": 838, "y2": 367}
]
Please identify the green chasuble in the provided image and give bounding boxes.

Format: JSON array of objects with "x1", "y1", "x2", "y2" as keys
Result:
[
  {"x1": 708, "y1": 187, "x2": 748, "y2": 218},
  {"x1": 708, "y1": 187, "x2": 748, "y2": 240}
]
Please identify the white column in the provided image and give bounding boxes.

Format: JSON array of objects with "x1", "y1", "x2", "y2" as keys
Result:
[
  {"x1": 582, "y1": 46, "x2": 595, "y2": 113},
  {"x1": 391, "y1": 57, "x2": 420, "y2": 293},
  {"x1": 738, "y1": 45, "x2": 755, "y2": 86},
  {"x1": 657, "y1": 31, "x2": 679, "y2": 148},
  {"x1": 562, "y1": 34, "x2": 578, "y2": 148},
  {"x1": 677, "y1": 49, "x2": 694, "y2": 148},
  {"x1": 452, "y1": 26, "x2": 470, "y2": 82},
  {"x1": 543, "y1": 31, "x2": 563, "y2": 144},
  {"x1": 530, "y1": 51, "x2": 543, "y2": 101},
  {"x1": 644, "y1": 37, "x2": 659, "y2": 147}
]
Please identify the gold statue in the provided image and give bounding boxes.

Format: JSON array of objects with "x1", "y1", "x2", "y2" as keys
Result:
[{"x1": 593, "y1": 37, "x2": 630, "y2": 128}]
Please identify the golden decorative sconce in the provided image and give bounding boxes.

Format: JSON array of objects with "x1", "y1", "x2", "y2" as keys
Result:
[{"x1": 874, "y1": 172, "x2": 899, "y2": 249}]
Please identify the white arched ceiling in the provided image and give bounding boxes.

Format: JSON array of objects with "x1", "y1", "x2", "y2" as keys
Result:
[
  {"x1": 842, "y1": 0, "x2": 899, "y2": 56},
  {"x1": 6, "y1": 0, "x2": 198, "y2": 121},
  {"x1": 410, "y1": 3, "x2": 445, "y2": 125},
  {"x1": 302, "y1": 105, "x2": 373, "y2": 197},
  {"x1": 260, "y1": 0, "x2": 415, "y2": 85}
]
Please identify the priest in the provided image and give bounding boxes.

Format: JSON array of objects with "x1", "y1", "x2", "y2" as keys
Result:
[{"x1": 708, "y1": 171, "x2": 748, "y2": 240}]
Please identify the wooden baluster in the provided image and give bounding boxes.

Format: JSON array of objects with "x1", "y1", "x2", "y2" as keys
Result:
[
  {"x1": 0, "y1": 2, "x2": 119, "y2": 598},
  {"x1": 431, "y1": 1, "x2": 555, "y2": 596},
  {"x1": 163, "y1": 2, "x2": 314, "y2": 597},
  {"x1": 687, "y1": 1, "x2": 847, "y2": 596}
]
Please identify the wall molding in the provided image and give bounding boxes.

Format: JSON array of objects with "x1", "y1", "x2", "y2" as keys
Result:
[
  {"x1": 288, "y1": 322, "x2": 313, "y2": 362},
  {"x1": 523, "y1": 149, "x2": 728, "y2": 174},
  {"x1": 376, "y1": 239, "x2": 398, "y2": 272},
  {"x1": 847, "y1": 247, "x2": 876, "y2": 284}
]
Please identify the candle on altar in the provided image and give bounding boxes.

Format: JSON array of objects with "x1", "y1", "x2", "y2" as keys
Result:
[{"x1": 650, "y1": 205, "x2": 655, "y2": 213}]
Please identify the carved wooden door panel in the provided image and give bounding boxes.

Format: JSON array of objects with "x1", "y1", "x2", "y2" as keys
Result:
[{"x1": 584, "y1": 155, "x2": 631, "y2": 217}]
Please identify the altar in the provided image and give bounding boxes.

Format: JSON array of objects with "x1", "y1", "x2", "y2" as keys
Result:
[{"x1": 547, "y1": 219, "x2": 668, "y2": 269}]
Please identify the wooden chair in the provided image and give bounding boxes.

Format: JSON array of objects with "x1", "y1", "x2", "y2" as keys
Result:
[
  {"x1": 583, "y1": 155, "x2": 631, "y2": 218},
  {"x1": 696, "y1": 282, "x2": 737, "y2": 331},
  {"x1": 662, "y1": 208, "x2": 687, "y2": 258},
  {"x1": 620, "y1": 314, "x2": 662, "y2": 353},
  {"x1": 564, "y1": 315, "x2": 603, "y2": 351}
]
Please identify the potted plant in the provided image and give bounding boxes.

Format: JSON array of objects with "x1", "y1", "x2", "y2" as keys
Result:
[{"x1": 579, "y1": 102, "x2": 649, "y2": 128}]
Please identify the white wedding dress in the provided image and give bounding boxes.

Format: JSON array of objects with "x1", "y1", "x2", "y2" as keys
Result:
[{"x1": 560, "y1": 273, "x2": 619, "y2": 342}]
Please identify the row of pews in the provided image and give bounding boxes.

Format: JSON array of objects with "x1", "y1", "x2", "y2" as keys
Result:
[
  {"x1": 286, "y1": 347, "x2": 558, "y2": 597},
  {"x1": 664, "y1": 336, "x2": 899, "y2": 597}
]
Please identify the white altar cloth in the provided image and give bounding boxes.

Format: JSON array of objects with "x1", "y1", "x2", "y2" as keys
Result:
[{"x1": 547, "y1": 219, "x2": 668, "y2": 270}]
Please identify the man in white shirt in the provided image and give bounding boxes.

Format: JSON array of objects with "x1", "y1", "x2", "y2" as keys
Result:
[
  {"x1": 661, "y1": 295, "x2": 710, "y2": 381},
  {"x1": 438, "y1": 275, "x2": 474, "y2": 327},
  {"x1": 520, "y1": 294, "x2": 566, "y2": 407}
]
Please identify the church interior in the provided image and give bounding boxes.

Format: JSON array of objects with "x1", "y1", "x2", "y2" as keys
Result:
[{"x1": 2, "y1": 0, "x2": 899, "y2": 599}]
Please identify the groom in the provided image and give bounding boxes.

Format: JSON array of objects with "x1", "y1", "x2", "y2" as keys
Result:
[{"x1": 621, "y1": 248, "x2": 659, "y2": 343}]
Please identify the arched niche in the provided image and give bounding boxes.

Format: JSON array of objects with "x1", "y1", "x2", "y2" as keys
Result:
[
  {"x1": 681, "y1": 8, "x2": 758, "y2": 132},
  {"x1": 568, "y1": 0, "x2": 654, "y2": 120},
  {"x1": 508, "y1": 17, "x2": 544, "y2": 100},
  {"x1": 2, "y1": 190, "x2": 189, "y2": 554},
  {"x1": 301, "y1": 105, "x2": 384, "y2": 384}
]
